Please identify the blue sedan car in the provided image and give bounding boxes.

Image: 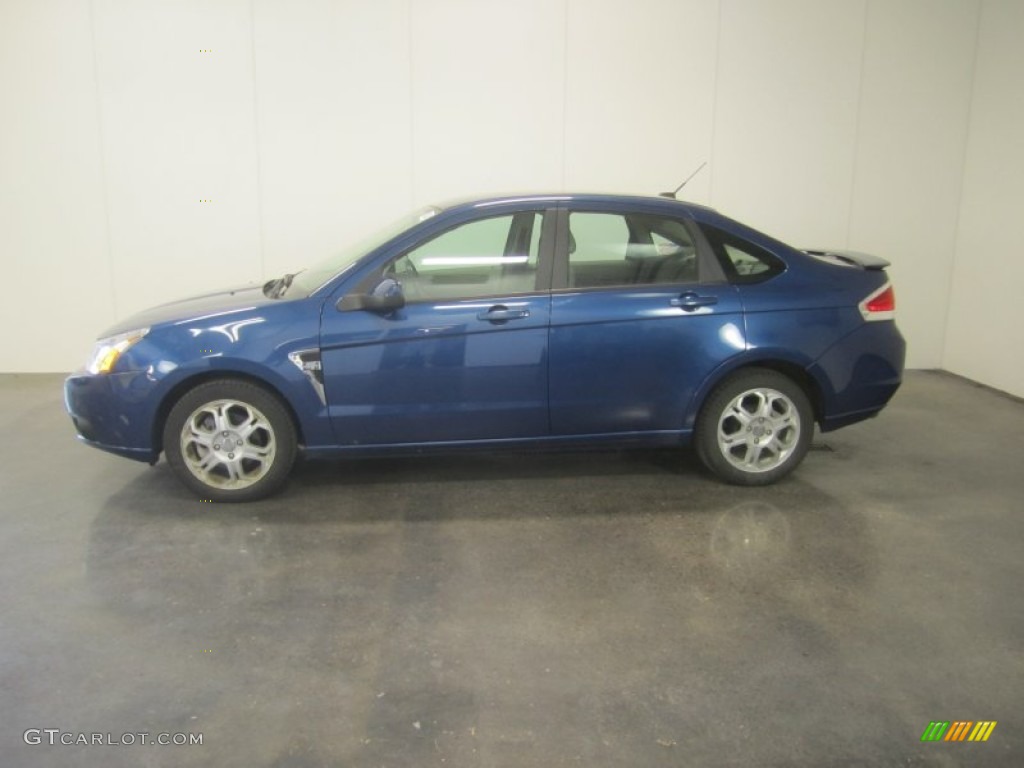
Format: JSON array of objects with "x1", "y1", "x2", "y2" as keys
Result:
[{"x1": 65, "y1": 193, "x2": 905, "y2": 501}]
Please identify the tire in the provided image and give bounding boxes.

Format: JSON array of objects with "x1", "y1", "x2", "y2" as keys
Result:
[
  {"x1": 163, "y1": 379, "x2": 297, "y2": 502},
  {"x1": 695, "y1": 368, "x2": 813, "y2": 486}
]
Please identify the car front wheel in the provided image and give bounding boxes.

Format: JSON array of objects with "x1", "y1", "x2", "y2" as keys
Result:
[
  {"x1": 695, "y1": 368, "x2": 813, "y2": 486},
  {"x1": 163, "y1": 379, "x2": 297, "y2": 502}
]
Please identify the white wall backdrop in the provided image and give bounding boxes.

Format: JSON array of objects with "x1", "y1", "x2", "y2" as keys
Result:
[
  {"x1": 1, "y1": 0, "x2": 1019, "y2": 397},
  {"x1": 944, "y1": 0, "x2": 1024, "y2": 398}
]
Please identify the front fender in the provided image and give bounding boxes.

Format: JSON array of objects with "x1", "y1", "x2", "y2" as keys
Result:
[
  {"x1": 147, "y1": 354, "x2": 333, "y2": 454},
  {"x1": 124, "y1": 297, "x2": 331, "y2": 453}
]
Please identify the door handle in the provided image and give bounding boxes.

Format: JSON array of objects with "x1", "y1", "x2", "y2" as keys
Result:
[
  {"x1": 477, "y1": 305, "x2": 530, "y2": 323},
  {"x1": 670, "y1": 292, "x2": 718, "y2": 312}
]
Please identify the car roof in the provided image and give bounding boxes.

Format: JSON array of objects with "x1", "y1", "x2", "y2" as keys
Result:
[{"x1": 435, "y1": 192, "x2": 717, "y2": 216}]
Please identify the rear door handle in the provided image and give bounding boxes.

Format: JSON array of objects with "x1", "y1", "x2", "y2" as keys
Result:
[
  {"x1": 670, "y1": 292, "x2": 719, "y2": 312},
  {"x1": 477, "y1": 305, "x2": 530, "y2": 323}
]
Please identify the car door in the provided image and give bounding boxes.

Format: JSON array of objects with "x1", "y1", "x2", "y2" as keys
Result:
[
  {"x1": 319, "y1": 208, "x2": 555, "y2": 446},
  {"x1": 548, "y1": 203, "x2": 744, "y2": 436}
]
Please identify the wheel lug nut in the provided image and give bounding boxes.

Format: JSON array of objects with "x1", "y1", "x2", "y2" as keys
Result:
[
  {"x1": 214, "y1": 444, "x2": 221, "y2": 450},
  {"x1": 228, "y1": 453, "x2": 235, "y2": 459}
]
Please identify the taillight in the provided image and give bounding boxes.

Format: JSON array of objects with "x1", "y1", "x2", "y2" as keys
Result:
[{"x1": 859, "y1": 283, "x2": 895, "y2": 321}]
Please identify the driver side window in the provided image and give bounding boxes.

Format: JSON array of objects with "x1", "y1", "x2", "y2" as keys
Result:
[{"x1": 389, "y1": 212, "x2": 544, "y2": 302}]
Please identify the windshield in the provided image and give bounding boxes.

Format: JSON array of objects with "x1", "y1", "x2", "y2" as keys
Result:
[{"x1": 285, "y1": 206, "x2": 440, "y2": 296}]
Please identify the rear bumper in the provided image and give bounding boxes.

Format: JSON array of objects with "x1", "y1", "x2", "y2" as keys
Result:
[
  {"x1": 64, "y1": 372, "x2": 159, "y2": 463},
  {"x1": 810, "y1": 321, "x2": 906, "y2": 432}
]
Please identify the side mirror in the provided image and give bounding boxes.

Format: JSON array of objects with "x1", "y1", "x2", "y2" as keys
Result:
[{"x1": 337, "y1": 277, "x2": 406, "y2": 313}]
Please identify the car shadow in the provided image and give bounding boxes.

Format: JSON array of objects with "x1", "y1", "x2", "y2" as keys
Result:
[
  {"x1": 99, "y1": 447, "x2": 702, "y2": 523},
  {"x1": 90, "y1": 448, "x2": 878, "y2": 607}
]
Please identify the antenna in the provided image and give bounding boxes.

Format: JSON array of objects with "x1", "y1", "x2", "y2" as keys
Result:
[{"x1": 660, "y1": 161, "x2": 707, "y2": 199}]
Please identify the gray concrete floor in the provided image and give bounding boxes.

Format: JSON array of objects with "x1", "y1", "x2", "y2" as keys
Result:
[{"x1": 0, "y1": 371, "x2": 1021, "y2": 767}]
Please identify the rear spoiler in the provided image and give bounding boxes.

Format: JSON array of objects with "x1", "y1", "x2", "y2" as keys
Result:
[{"x1": 802, "y1": 249, "x2": 890, "y2": 270}]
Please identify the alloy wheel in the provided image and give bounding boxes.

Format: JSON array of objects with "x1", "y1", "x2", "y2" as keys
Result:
[
  {"x1": 716, "y1": 387, "x2": 801, "y2": 473},
  {"x1": 179, "y1": 399, "x2": 277, "y2": 489}
]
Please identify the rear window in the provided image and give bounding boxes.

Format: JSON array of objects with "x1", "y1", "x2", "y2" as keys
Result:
[{"x1": 702, "y1": 225, "x2": 785, "y2": 285}]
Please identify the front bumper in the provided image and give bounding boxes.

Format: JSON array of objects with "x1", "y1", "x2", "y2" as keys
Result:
[{"x1": 64, "y1": 371, "x2": 160, "y2": 463}]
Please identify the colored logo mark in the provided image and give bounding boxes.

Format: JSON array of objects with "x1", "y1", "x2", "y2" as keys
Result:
[{"x1": 921, "y1": 721, "x2": 997, "y2": 742}]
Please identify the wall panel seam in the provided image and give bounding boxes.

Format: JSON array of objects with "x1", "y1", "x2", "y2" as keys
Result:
[
  {"x1": 408, "y1": 0, "x2": 416, "y2": 206},
  {"x1": 844, "y1": 0, "x2": 870, "y2": 249},
  {"x1": 941, "y1": 0, "x2": 985, "y2": 369},
  {"x1": 707, "y1": 0, "x2": 723, "y2": 206},
  {"x1": 249, "y1": 0, "x2": 267, "y2": 280},
  {"x1": 561, "y1": 0, "x2": 569, "y2": 189},
  {"x1": 87, "y1": 0, "x2": 118, "y2": 323}
]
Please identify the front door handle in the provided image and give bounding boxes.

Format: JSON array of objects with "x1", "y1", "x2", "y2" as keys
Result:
[
  {"x1": 477, "y1": 305, "x2": 530, "y2": 324},
  {"x1": 670, "y1": 292, "x2": 719, "y2": 312}
]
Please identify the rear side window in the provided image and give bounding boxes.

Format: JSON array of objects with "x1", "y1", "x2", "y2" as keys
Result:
[
  {"x1": 566, "y1": 212, "x2": 699, "y2": 289},
  {"x1": 702, "y1": 225, "x2": 785, "y2": 284}
]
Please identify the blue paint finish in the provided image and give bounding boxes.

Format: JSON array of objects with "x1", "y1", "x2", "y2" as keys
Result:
[
  {"x1": 65, "y1": 371, "x2": 160, "y2": 460},
  {"x1": 319, "y1": 294, "x2": 551, "y2": 444},
  {"x1": 66, "y1": 292, "x2": 332, "y2": 460},
  {"x1": 548, "y1": 285, "x2": 744, "y2": 435},
  {"x1": 810, "y1": 320, "x2": 906, "y2": 430},
  {"x1": 64, "y1": 192, "x2": 905, "y2": 468}
]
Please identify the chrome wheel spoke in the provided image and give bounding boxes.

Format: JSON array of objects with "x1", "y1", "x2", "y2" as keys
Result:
[
  {"x1": 242, "y1": 443, "x2": 273, "y2": 461},
  {"x1": 729, "y1": 403, "x2": 753, "y2": 426},
  {"x1": 743, "y1": 442, "x2": 762, "y2": 466},
  {"x1": 753, "y1": 395, "x2": 772, "y2": 420},
  {"x1": 197, "y1": 450, "x2": 220, "y2": 472},
  {"x1": 188, "y1": 424, "x2": 214, "y2": 448},
  {"x1": 211, "y1": 404, "x2": 231, "y2": 434},
  {"x1": 761, "y1": 395, "x2": 782, "y2": 420},
  {"x1": 237, "y1": 413, "x2": 260, "y2": 438},
  {"x1": 773, "y1": 413, "x2": 793, "y2": 429}
]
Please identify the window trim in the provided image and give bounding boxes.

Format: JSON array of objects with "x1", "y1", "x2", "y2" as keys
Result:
[
  {"x1": 344, "y1": 207, "x2": 559, "y2": 306},
  {"x1": 701, "y1": 224, "x2": 787, "y2": 285},
  {"x1": 550, "y1": 204, "x2": 725, "y2": 293}
]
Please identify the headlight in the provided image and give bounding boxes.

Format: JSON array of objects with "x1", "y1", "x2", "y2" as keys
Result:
[{"x1": 86, "y1": 328, "x2": 149, "y2": 374}]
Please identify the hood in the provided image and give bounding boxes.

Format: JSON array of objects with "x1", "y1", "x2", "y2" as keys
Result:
[{"x1": 98, "y1": 284, "x2": 279, "y2": 338}]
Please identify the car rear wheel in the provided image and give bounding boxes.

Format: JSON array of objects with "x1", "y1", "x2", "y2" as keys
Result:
[
  {"x1": 163, "y1": 379, "x2": 297, "y2": 502},
  {"x1": 695, "y1": 368, "x2": 813, "y2": 486}
]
